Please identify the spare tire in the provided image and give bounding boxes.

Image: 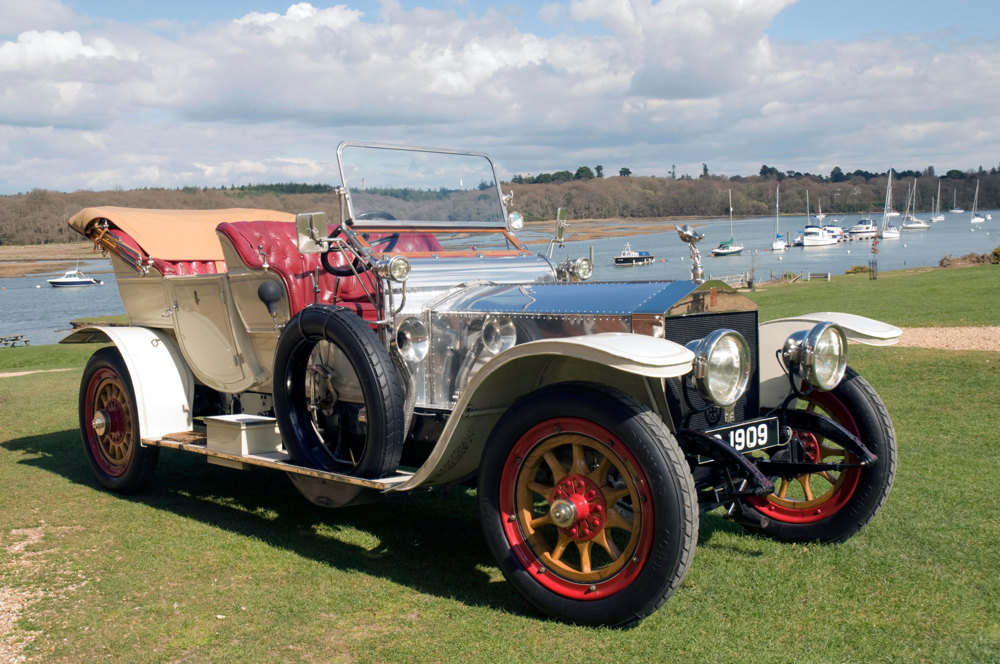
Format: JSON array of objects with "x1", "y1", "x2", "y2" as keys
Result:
[{"x1": 273, "y1": 306, "x2": 405, "y2": 478}]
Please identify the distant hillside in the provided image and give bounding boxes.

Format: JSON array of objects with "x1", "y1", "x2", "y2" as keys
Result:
[{"x1": 3, "y1": 172, "x2": 997, "y2": 245}]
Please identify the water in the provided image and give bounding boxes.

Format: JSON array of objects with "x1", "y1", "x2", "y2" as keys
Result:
[
  {"x1": 545, "y1": 210, "x2": 998, "y2": 283},
  {"x1": 0, "y1": 259, "x2": 124, "y2": 346},
  {"x1": 1, "y1": 211, "x2": 996, "y2": 345}
]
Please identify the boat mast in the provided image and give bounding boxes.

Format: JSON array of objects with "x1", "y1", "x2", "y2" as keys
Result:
[{"x1": 728, "y1": 189, "x2": 734, "y2": 241}]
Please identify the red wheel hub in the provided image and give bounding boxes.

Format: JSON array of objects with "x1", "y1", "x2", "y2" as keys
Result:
[
  {"x1": 798, "y1": 432, "x2": 821, "y2": 463},
  {"x1": 549, "y1": 474, "x2": 607, "y2": 541},
  {"x1": 747, "y1": 391, "x2": 862, "y2": 523}
]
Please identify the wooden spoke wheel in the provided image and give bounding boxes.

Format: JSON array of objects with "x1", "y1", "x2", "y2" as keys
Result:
[
  {"x1": 479, "y1": 383, "x2": 697, "y2": 627},
  {"x1": 79, "y1": 347, "x2": 158, "y2": 493},
  {"x1": 742, "y1": 367, "x2": 897, "y2": 543}
]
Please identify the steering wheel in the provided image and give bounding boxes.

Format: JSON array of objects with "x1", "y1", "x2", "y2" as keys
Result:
[
  {"x1": 320, "y1": 226, "x2": 369, "y2": 277},
  {"x1": 355, "y1": 210, "x2": 397, "y2": 221}
]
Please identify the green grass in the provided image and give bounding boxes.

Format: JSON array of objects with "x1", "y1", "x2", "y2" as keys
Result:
[
  {"x1": 746, "y1": 263, "x2": 1000, "y2": 325},
  {"x1": 2, "y1": 271, "x2": 999, "y2": 663}
]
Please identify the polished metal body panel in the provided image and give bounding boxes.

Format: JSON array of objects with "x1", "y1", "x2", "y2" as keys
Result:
[{"x1": 391, "y1": 279, "x2": 760, "y2": 411}]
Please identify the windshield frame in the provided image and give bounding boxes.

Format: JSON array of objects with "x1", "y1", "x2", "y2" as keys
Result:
[{"x1": 336, "y1": 141, "x2": 510, "y2": 231}]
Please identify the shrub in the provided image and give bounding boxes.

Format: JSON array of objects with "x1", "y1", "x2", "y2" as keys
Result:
[{"x1": 845, "y1": 264, "x2": 871, "y2": 274}]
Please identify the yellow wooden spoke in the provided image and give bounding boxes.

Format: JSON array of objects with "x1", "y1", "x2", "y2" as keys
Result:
[
  {"x1": 526, "y1": 481, "x2": 552, "y2": 498},
  {"x1": 570, "y1": 442, "x2": 589, "y2": 476},
  {"x1": 551, "y1": 533, "x2": 570, "y2": 561},
  {"x1": 542, "y1": 451, "x2": 567, "y2": 481},
  {"x1": 818, "y1": 442, "x2": 846, "y2": 460},
  {"x1": 797, "y1": 475, "x2": 814, "y2": 501},
  {"x1": 602, "y1": 486, "x2": 630, "y2": 505},
  {"x1": 818, "y1": 470, "x2": 838, "y2": 485},
  {"x1": 576, "y1": 540, "x2": 593, "y2": 574},
  {"x1": 777, "y1": 478, "x2": 790, "y2": 499},
  {"x1": 587, "y1": 456, "x2": 611, "y2": 485},
  {"x1": 529, "y1": 513, "x2": 553, "y2": 530},
  {"x1": 593, "y1": 528, "x2": 623, "y2": 561},
  {"x1": 604, "y1": 506, "x2": 635, "y2": 532}
]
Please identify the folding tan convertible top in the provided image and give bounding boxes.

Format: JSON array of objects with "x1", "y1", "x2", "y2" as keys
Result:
[{"x1": 68, "y1": 206, "x2": 296, "y2": 261}]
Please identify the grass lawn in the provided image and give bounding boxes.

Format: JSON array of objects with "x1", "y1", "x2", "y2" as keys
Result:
[
  {"x1": 1, "y1": 268, "x2": 999, "y2": 663},
  {"x1": 746, "y1": 263, "x2": 1000, "y2": 325}
]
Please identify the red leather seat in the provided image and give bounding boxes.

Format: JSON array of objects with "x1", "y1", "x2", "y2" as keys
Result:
[{"x1": 216, "y1": 221, "x2": 381, "y2": 319}]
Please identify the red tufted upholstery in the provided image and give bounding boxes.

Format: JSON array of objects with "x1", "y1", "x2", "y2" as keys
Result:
[
  {"x1": 216, "y1": 221, "x2": 387, "y2": 319},
  {"x1": 105, "y1": 229, "x2": 222, "y2": 276}
]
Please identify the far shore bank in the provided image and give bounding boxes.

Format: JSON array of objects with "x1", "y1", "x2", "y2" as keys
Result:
[{"x1": 1, "y1": 217, "x2": 731, "y2": 277}]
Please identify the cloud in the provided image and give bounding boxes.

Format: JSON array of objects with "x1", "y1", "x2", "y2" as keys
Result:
[
  {"x1": 0, "y1": 0, "x2": 76, "y2": 36},
  {"x1": 0, "y1": 30, "x2": 121, "y2": 70},
  {"x1": 0, "y1": 0, "x2": 999, "y2": 194}
]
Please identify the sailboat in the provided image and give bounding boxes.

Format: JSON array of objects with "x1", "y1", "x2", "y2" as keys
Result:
[
  {"x1": 815, "y1": 198, "x2": 826, "y2": 221},
  {"x1": 712, "y1": 189, "x2": 744, "y2": 256},
  {"x1": 771, "y1": 185, "x2": 787, "y2": 252},
  {"x1": 970, "y1": 179, "x2": 985, "y2": 224},
  {"x1": 931, "y1": 181, "x2": 945, "y2": 222},
  {"x1": 879, "y1": 171, "x2": 901, "y2": 239},
  {"x1": 901, "y1": 178, "x2": 929, "y2": 229},
  {"x1": 950, "y1": 188, "x2": 964, "y2": 214}
]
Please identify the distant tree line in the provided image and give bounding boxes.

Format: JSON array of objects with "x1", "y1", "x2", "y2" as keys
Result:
[{"x1": 3, "y1": 166, "x2": 1000, "y2": 245}]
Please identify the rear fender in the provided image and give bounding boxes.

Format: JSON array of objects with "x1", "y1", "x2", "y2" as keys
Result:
[
  {"x1": 391, "y1": 333, "x2": 694, "y2": 491},
  {"x1": 758, "y1": 312, "x2": 901, "y2": 408},
  {"x1": 61, "y1": 326, "x2": 194, "y2": 438}
]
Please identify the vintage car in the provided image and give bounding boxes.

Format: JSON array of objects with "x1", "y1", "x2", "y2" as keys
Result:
[{"x1": 63, "y1": 142, "x2": 899, "y2": 627}]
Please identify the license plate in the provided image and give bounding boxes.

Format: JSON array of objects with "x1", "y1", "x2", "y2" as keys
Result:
[{"x1": 698, "y1": 417, "x2": 780, "y2": 463}]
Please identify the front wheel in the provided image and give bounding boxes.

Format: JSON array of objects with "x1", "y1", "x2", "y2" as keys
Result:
[
  {"x1": 740, "y1": 367, "x2": 897, "y2": 543},
  {"x1": 79, "y1": 347, "x2": 158, "y2": 493},
  {"x1": 479, "y1": 383, "x2": 697, "y2": 627}
]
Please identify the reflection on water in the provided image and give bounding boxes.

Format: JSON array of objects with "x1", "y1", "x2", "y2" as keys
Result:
[{"x1": 2, "y1": 211, "x2": 996, "y2": 345}]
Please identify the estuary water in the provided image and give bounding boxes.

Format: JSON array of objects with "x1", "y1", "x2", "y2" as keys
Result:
[{"x1": 1, "y1": 210, "x2": 996, "y2": 346}]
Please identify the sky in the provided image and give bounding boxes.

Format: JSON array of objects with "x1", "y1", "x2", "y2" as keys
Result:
[{"x1": 1, "y1": 0, "x2": 999, "y2": 194}]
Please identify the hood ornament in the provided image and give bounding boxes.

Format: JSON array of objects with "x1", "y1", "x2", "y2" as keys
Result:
[{"x1": 677, "y1": 224, "x2": 705, "y2": 284}]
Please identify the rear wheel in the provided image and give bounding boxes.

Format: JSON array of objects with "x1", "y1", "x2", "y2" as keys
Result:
[
  {"x1": 740, "y1": 367, "x2": 896, "y2": 542},
  {"x1": 79, "y1": 347, "x2": 158, "y2": 493},
  {"x1": 479, "y1": 383, "x2": 697, "y2": 626}
]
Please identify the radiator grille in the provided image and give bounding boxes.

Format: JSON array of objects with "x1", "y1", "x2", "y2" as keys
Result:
[{"x1": 662, "y1": 311, "x2": 760, "y2": 430}]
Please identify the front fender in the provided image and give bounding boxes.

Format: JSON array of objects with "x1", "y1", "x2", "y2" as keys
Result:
[
  {"x1": 758, "y1": 312, "x2": 901, "y2": 408},
  {"x1": 61, "y1": 326, "x2": 194, "y2": 438},
  {"x1": 391, "y1": 333, "x2": 694, "y2": 491}
]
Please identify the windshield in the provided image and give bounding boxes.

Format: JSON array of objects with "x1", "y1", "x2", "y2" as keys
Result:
[{"x1": 338, "y1": 142, "x2": 507, "y2": 228}]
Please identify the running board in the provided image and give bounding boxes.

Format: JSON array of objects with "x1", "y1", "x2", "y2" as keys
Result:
[{"x1": 141, "y1": 431, "x2": 413, "y2": 491}]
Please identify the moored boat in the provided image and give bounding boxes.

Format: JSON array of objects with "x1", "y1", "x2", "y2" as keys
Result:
[
  {"x1": 970, "y1": 179, "x2": 985, "y2": 224},
  {"x1": 801, "y1": 225, "x2": 838, "y2": 246},
  {"x1": 879, "y1": 170, "x2": 901, "y2": 238},
  {"x1": 47, "y1": 268, "x2": 103, "y2": 287},
  {"x1": 771, "y1": 184, "x2": 787, "y2": 252},
  {"x1": 847, "y1": 218, "x2": 878, "y2": 240},
  {"x1": 614, "y1": 242, "x2": 655, "y2": 265},
  {"x1": 712, "y1": 190, "x2": 744, "y2": 256}
]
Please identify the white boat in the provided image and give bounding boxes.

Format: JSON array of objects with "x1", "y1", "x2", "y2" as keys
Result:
[
  {"x1": 847, "y1": 218, "x2": 878, "y2": 240},
  {"x1": 901, "y1": 178, "x2": 929, "y2": 229},
  {"x1": 712, "y1": 190, "x2": 744, "y2": 256},
  {"x1": 880, "y1": 171, "x2": 901, "y2": 238},
  {"x1": 931, "y1": 181, "x2": 945, "y2": 222},
  {"x1": 47, "y1": 267, "x2": 103, "y2": 287},
  {"x1": 614, "y1": 241, "x2": 655, "y2": 265},
  {"x1": 950, "y1": 188, "x2": 964, "y2": 214},
  {"x1": 970, "y1": 179, "x2": 985, "y2": 224},
  {"x1": 814, "y1": 198, "x2": 826, "y2": 221},
  {"x1": 801, "y1": 225, "x2": 838, "y2": 246},
  {"x1": 771, "y1": 184, "x2": 786, "y2": 252},
  {"x1": 822, "y1": 223, "x2": 844, "y2": 240}
]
